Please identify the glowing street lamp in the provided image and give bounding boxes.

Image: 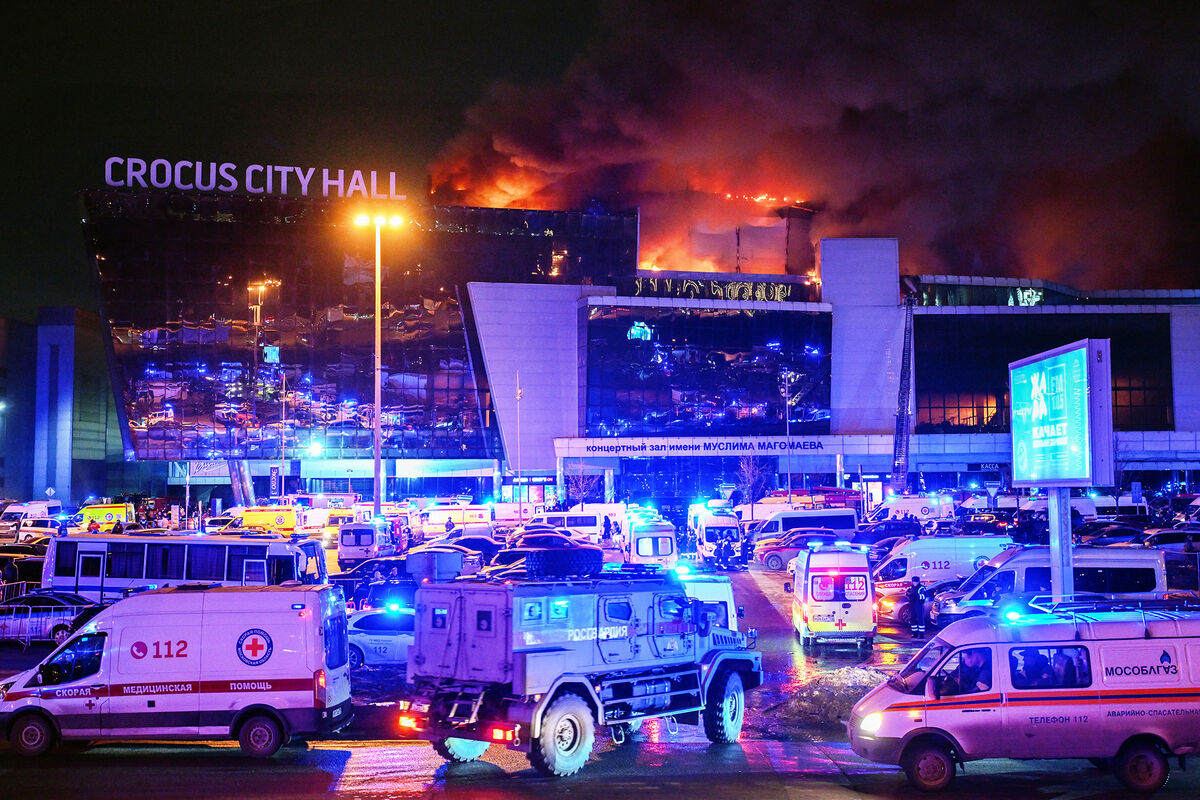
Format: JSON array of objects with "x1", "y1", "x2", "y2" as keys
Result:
[
  {"x1": 354, "y1": 213, "x2": 404, "y2": 516},
  {"x1": 247, "y1": 279, "x2": 280, "y2": 466}
]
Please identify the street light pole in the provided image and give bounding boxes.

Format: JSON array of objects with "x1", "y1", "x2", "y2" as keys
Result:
[
  {"x1": 781, "y1": 371, "x2": 794, "y2": 503},
  {"x1": 373, "y1": 219, "x2": 383, "y2": 517},
  {"x1": 516, "y1": 370, "x2": 524, "y2": 524},
  {"x1": 354, "y1": 213, "x2": 403, "y2": 518}
]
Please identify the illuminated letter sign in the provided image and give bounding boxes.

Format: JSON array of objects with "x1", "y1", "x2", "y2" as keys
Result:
[{"x1": 1008, "y1": 339, "x2": 1113, "y2": 488}]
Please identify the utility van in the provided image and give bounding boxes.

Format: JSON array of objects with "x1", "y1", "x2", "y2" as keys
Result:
[
  {"x1": 337, "y1": 522, "x2": 397, "y2": 570},
  {"x1": 0, "y1": 502, "x2": 64, "y2": 538},
  {"x1": 785, "y1": 545, "x2": 875, "y2": 649},
  {"x1": 931, "y1": 546, "x2": 1168, "y2": 627},
  {"x1": 626, "y1": 519, "x2": 678, "y2": 569},
  {"x1": 864, "y1": 496, "x2": 955, "y2": 524},
  {"x1": 849, "y1": 603, "x2": 1200, "y2": 792},
  {"x1": 873, "y1": 535, "x2": 1015, "y2": 598},
  {"x1": 0, "y1": 584, "x2": 352, "y2": 757},
  {"x1": 749, "y1": 508, "x2": 858, "y2": 541}
]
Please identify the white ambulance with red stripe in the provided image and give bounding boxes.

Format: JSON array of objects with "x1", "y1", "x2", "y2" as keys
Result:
[
  {"x1": 0, "y1": 584, "x2": 352, "y2": 757},
  {"x1": 785, "y1": 544, "x2": 876, "y2": 649},
  {"x1": 850, "y1": 604, "x2": 1200, "y2": 793}
]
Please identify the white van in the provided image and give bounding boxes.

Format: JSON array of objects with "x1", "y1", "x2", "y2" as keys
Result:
[
  {"x1": 873, "y1": 535, "x2": 1015, "y2": 598},
  {"x1": 932, "y1": 546, "x2": 1167, "y2": 627},
  {"x1": 749, "y1": 508, "x2": 858, "y2": 542},
  {"x1": 849, "y1": 606, "x2": 1200, "y2": 792},
  {"x1": 696, "y1": 512, "x2": 742, "y2": 564},
  {"x1": 626, "y1": 519, "x2": 678, "y2": 568},
  {"x1": 526, "y1": 511, "x2": 608, "y2": 544},
  {"x1": 337, "y1": 522, "x2": 396, "y2": 570},
  {"x1": 865, "y1": 495, "x2": 955, "y2": 524},
  {"x1": 0, "y1": 501, "x2": 64, "y2": 538},
  {"x1": 0, "y1": 584, "x2": 352, "y2": 757},
  {"x1": 786, "y1": 545, "x2": 875, "y2": 649}
]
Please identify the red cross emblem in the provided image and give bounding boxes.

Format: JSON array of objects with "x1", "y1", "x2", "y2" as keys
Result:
[
  {"x1": 243, "y1": 637, "x2": 266, "y2": 658},
  {"x1": 86, "y1": 699, "x2": 96, "y2": 710},
  {"x1": 834, "y1": 618, "x2": 847, "y2": 630}
]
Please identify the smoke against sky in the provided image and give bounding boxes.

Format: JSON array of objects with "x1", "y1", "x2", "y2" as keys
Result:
[{"x1": 429, "y1": 1, "x2": 1200, "y2": 288}]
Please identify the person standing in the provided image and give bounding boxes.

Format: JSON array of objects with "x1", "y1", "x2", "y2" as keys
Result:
[{"x1": 905, "y1": 576, "x2": 928, "y2": 638}]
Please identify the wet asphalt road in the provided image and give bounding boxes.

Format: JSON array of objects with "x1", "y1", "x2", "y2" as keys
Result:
[{"x1": 3, "y1": 565, "x2": 1200, "y2": 797}]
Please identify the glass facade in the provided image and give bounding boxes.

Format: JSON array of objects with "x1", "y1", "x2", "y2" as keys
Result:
[
  {"x1": 915, "y1": 313, "x2": 1173, "y2": 433},
  {"x1": 585, "y1": 304, "x2": 832, "y2": 437},
  {"x1": 82, "y1": 191, "x2": 638, "y2": 462}
]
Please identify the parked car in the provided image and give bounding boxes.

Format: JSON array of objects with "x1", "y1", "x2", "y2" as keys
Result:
[
  {"x1": 852, "y1": 520, "x2": 921, "y2": 546},
  {"x1": 328, "y1": 556, "x2": 412, "y2": 607},
  {"x1": 433, "y1": 534, "x2": 503, "y2": 563},
  {"x1": 0, "y1": 590, "x2": 95, "y2": 643},
  {"x1": 1083, "y1": 525, "x2": 1157, "y2": 546},
  {"x1": 755, "y1": 529, "x2": 841, "y2": 570},
  {"x1": 347, "y1": 606, "x2": 415, "y2": 670},
  {"x1": 878, "y1": 576, "x2": 966, "y2": 626},
  {"x1": 867, "y1": 536, "x2": 907, "y2": 566},
  {"x1": 507, "y1": 531, "x2": 590, "y2": 549},
  {"x1": 1109, "y1": 529, "x2": 1200, "y2": 553},
  {"x1": 14, "y1": 517, "x2": 64, "y2": 542}
]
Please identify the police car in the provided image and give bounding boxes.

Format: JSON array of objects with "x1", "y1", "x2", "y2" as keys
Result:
[{"x1": 347, "y1": 606, "x2": 415, "y2": 669}]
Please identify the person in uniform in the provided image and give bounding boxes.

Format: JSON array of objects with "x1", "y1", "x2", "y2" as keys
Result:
[{"x1": 905, "y1": 576, "x2": 928, "y2": 638}]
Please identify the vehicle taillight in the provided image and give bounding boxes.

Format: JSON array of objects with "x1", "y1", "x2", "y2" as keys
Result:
[
  {"x1": 398, "y1": 714, "x2": 422, "y2": 730},
  {"x1": 314, "y1": 669, "x2": 327, "y2": 709},
  {"x1": 872, "y1": 601, "x2": 879, "y2": 624},
  {"x1": 801, "y1": 604, "x2": 810, "y2": 623},
  {"x1": 490, "y1": 725, "x2": 516, "y2": 742}
]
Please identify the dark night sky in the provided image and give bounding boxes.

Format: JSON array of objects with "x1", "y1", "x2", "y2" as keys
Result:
[
  {"x1": 4, "y1": 1, "x2": 599, "y2": 320},
  {"x1": 5, "y1": 0, "x2": 1199, "y2": 321}
]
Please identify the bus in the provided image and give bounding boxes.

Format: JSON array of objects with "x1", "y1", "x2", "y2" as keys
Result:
[{"x1": 41, "y1": 530, "x2": 329, "y2": 603}]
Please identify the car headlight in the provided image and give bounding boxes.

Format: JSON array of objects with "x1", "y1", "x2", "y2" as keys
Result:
[
  {"x1": 0, "y1": 681, "x2": 12, "y2": 701},
  {"x1": 859, "y1": 712, "x2": 883, "y2": 734}
]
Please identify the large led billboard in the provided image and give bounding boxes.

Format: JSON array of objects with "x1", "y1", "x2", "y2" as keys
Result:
[{"x1": 1009, "y1": 339, "x2": 1113, "y2": 488}]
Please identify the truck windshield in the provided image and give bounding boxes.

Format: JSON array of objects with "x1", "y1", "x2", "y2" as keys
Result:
[
  {"x1": 957, "y1": 565, "x2": 996, "y2": 594},
  {"x1": 889, "y1": 637, "x2": 952, "y2": 694}
]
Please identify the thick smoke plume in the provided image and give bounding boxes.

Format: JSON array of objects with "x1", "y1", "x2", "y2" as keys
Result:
[{"x1": 430, "y1": 1, "x2": 1200, "y2": 288}]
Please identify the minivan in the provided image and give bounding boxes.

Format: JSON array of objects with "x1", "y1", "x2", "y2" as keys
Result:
[
  {"x1": 932, "y1": 546, "x2": 1168, "y2": 627},
  {"x1": 749, "y1": 508, "x2": 858, "y2": 541}
]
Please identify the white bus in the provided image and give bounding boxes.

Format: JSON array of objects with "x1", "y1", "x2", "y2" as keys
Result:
[{"x1": 41, "y1": 530, "x2": 329, "y2": 603}]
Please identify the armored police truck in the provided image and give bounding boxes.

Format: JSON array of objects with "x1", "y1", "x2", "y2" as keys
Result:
[{"x1": 398, "y1": 560, "x2": 762, "y2": 776}]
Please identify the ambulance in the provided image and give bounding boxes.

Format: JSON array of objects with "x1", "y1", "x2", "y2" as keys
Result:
[
  {"x1": 0, "y1": 584, "x2": 352, "y2": 757},
  {"x1": 872, "y1": 535, "x2": 1015, "y2": 599},
  {"x1": 785, "y1": 545, "x2": 876, "y2": 649},
  {"x1": 849, "y1": 603, "x2": 1200, "y2": 793},
  {"x1": 73, "y1": 503, "x2": 135, "y2": 532},
  {"x1": 233, "y1": 505, "x2": 319, "y2": 538}
]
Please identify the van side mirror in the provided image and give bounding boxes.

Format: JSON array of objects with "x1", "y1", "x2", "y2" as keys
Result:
[
  {"x1": 924, "y1": 678, "x2": 939, "y2": 701},
  {"x1": 783, "y1": 581, "x2": 793, "y2": 594}
]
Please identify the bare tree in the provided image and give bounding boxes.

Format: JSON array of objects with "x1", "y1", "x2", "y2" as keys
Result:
[
  {"x1": 736, "y1": 456, "x2": 770, "y2": 520},
  {"x1": 566, "y1": 472, "x2": 603, "y2": 509}
]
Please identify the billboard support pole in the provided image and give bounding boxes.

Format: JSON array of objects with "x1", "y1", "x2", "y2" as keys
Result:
[{"x1": 1048, "y1": 487, "x2": 1074, "y2": 600}]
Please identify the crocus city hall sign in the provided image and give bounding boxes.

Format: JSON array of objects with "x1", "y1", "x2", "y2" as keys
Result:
[{"x1": 104, "y1": 157, "x2": 406, "y2": 199}]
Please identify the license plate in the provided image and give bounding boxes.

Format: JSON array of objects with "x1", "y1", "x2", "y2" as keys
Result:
[
  {"x1": 332, "y1": 707, "x2": 342, "y2": 717},
  {"x1": 413, "y1": 701, "x2": 431, "y2": 713}
]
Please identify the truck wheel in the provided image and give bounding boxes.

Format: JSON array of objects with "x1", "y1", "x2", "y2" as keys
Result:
[
  {"x1": 432, "y1": 737, "x2": 490, "y2": 762},
  {"x1": 703, "y1": 670, "x2": 745, "y2": 743},
  {"x1": 238, "y1": 714, "x2": 284, "y2": 757},
  {"x1": 349, "y1": 645, "x2": 365, "y2": 669},
  {"x1": 529, "y1": 693, "x2": 595, "y2": 776},
  {"x1": 11, "y1": 714, "x2": 55, "y2": 757},
  {"x1": 765, "y1": 554, "x2": 784, "y2": 571},
  {"x1": 1115, "y1": 742, "x2": 1169, "y2": 793},
  {"x1": 901, "y1": 740, "x2": 955, "y2": 791}
]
